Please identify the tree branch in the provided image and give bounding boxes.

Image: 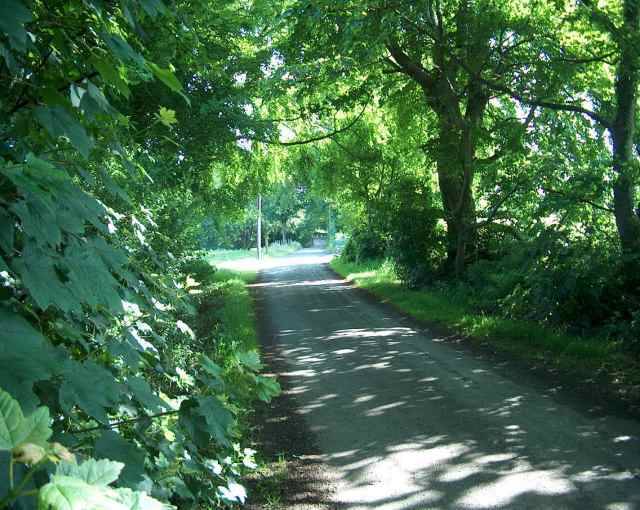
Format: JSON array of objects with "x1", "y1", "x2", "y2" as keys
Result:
[
  {"x1": 275, "y1": 102, "x2": 369, "y2": 146},
  {"x1": 543, "y1": 187, "x2": 614, "y2": 213},
  {"x1": 69, "y1": 409, "x2": 179, "y2": 434},
  {"x1": 386, "y1": 42, "x2": 435, "y2": 90}
]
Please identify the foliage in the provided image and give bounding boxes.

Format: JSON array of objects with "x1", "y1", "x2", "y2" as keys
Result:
[
  {"x1": 386, "y1": 178, "x2": 445, "y2": 287},
  {"x1": 0, "y1": 0, "x2": 280, "y2": 508}
]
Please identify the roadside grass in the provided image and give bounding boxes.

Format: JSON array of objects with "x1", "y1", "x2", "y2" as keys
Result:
[
  {"x1": 201, "y1": 266, "x2": 293, "y2": 507},
  {"x1": 205, "y1": 242, "x2": 302, "y2": 266},
  {"x1": 330, "y1": 258, "x2": 638, "y2": 388},
  {"x1": 247, "y1": 454, "x2": 289, "y2": 510},
  {"x1": 206, "y1": 268, "x2": 259, "y2": 351}
]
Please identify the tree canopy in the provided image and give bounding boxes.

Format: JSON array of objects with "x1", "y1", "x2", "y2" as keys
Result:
[{"x1": 2, "y1": 0, "x2": 640, "y2": 507}]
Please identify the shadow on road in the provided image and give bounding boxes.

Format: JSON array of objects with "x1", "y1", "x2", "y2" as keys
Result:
[{"x1": 254, "y1": 249, "x2": 640, "y2": 510}]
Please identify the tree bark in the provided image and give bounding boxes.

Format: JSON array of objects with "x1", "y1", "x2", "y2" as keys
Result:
[
  {"x1": 611, "y1": 0, "x2": 640, "y2": 259},
  {"x1": 436, "y1": 119, "x2": 477, "y2": 274}
]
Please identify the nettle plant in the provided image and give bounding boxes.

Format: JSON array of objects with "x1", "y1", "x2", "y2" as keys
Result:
[{"x1": 0, "y1": 0, "x2": 279, "y2": 508}]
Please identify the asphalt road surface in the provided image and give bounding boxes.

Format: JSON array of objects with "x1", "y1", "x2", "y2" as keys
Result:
[{"x1": 254, "y1": 249, "x2": 640, "y2": 510}]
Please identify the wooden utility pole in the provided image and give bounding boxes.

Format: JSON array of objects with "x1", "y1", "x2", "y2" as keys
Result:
[{"x1": 257, "y1": 194, "x2": 263, "y2": 260}]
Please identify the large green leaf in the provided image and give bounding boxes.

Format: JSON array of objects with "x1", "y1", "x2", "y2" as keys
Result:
[
  {"x1": 127, "y1": 376, "x2": 167, "y2": 413},
  {"x1": 112, "y1": 489, "x2": 169, "y2": 510},
  {"x1": 0, "y1": 0, "x2": 32, "y2": 52},
  {"x1": 21, "y1": 407, "x2": 53, "y2": 447},
  {"x1": 0, "y1": 387, "x2": 26, "y2": 450},
  {"x1": 196, "y1": 396, "x2": 234, "y2": 446},
  {"x1": 91, "y1": 56, "x2": 130, "y2": 97},
  {"x1": 64, "y1": 240, "x2": 123, "y2": 313},
  {"x1": 146, "y1": 63, "x2": 189, "y2": 105},
  {"x1": 101, "y1": 33, "x2": 146, "y2": 68},
  {"x1": 0, "y1": 308, "x2": 64, "y2": 412},
  {"x1": 38, "y1": 476, "x2": 126, "y2": 510},
  {"x1": 254, "y1": 375, "x2": 281, "y2": 403},
  {"x1": 34, "y1": 106, "x2": 94, "y2": 158},
  {"x1": 13, "y1": 241, "x2": 78, "y2": 313},
  {"x1": 57, "y1": 459, "x2": 124, "y2": 486},
  {"x1": 236, "y1": 351, "x2": 262, "y2": 372},
  {"x1": 138, "y1": 0, "x2": 166, "y2": 18},
  {"x1": 0, "y1": 388, "x2": 51, "y2": 451},
  {"x1": 59, "y1": 360, "x2": 122, "y2": 423},
  {"x1": 94, "y1": 431, "x2": 146, "y2": 488},
  {"x1": 41, "y1": 459, "x2": 168, "y2": 509},
  {"x1": 10, "y1": 199, "x2": 63, "y2": 248}
]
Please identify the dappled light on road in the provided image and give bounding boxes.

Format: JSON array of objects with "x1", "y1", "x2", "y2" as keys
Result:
[{"x1": 255, "y1": 249, "x2": 640, "y2": 509}]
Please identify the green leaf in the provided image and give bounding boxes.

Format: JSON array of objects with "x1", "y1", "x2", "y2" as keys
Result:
[
  {"x1": 13, "y1": 241, "x2": 78, "y2": 313},
  {"x1": 94, "y1": 431, "x2": 146, "y2": 488},
  {"x1": 200, "y1": 355, "x2": 223, "y2": 378},
  {"x1": 64, "y1": 240, "x2": 123, "y2": 313},
  {"x1": 0, "y1": 0, "x2": 32, "y2": 52},
  {"x1": 0, "y1": 308, "x2": 64, "y2": 412},
  {"x1": 236, "y1": 351, "x2": 262, "y2": 371},
  {"x1": 127, "y1": 377, "x2": 167, "y2": 413},
  {"x1": 71, "y1": 81, "x2": 116, "y2": 118},
  {"x1": 0, "y1": 388, "x2": 50, "y2": 452},
  {"x1": 57, "y1": 458, "x2": 124, "y2": 486},
  {"x1": 113, "y1": 488, "x2": 169, "y2": 510},
  {"x1": 101, "y1": 33, "x2": 146, "y2": 69},
  {"x1": 38, "y1": 470, "x2": 169, "y2": 510},
  {"x1": 195, "y1": 396, "x2": 234, "y2": 446},
  {"x1": 155, "y1": 107, "x2": 177, "y2": 127},
  {"x1": 38, "y1": 475, "x2": 126, "y2": 510},
  {"x1": 138, "y1": 0, "x2": 166, "y2": 18},
  {"x1": 146, "y1": 63, "x2": 190, "y2": 105},
  {"x1": 59, "y1": 361, "x2": 122, "y2": 423},
  {"x1": 0, "y1": 208, "x2": 14, "y2": 254},
  {"x1": 146, "y1": 63, "x2": 181, "y2": 93},
  {"x1": 254, "y1": 375, "x2": 281, "y2": 403},
  {"x1": 34, "y1": 106, "x2": 94, "y2": 158},
  {"x1": 0, "y1": 387, "x2": 26, "y2": 450},
  {"x1": 21, "y1": 407, "x2": 53, "y2": 447},
  {"x1": 91, "y1": 56, "x2": 130, "y2": 97}
]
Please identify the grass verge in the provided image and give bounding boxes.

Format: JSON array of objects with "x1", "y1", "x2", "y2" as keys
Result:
[{"x1": 330, "y1": 258, "x2": 640, "y2": 410}]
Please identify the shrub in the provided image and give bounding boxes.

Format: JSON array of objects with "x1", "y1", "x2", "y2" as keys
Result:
[
  {"x1": 341, "y1": 228, "x2": 388, "y2": 263},
  {"x1": 387, "y1": 179, "x2": 445, "y2": 287}
]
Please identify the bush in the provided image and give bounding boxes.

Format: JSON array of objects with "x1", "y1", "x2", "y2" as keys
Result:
[
  {"x1": 341, "y1": 228, "x2": 388, "y2": 263},
  {"x1": 387, "y1": 179, "x2": 445, "y2": 287},
  {"x1": 180, "y1": 252, "x2": 218, "y2": 285}
]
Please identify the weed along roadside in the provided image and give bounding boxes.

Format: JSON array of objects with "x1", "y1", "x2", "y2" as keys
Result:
[{"x1": 329, "y1": 257, "x2": 640, "y2": 418}]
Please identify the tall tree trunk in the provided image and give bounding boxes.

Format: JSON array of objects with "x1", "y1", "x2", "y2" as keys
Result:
[
  {"x1": 436, "y1": 119, "x2": 477, "y2": 274},
  {"x1": 611, "y1": 0, "x2": 640, "y2": 260}
]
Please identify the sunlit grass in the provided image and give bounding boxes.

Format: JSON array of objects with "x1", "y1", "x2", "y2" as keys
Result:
[
  {"x1": 330, "y1": 258, "x2": 621, "y2": 371},
  {"x1": 207, "y1": 269, "x2": 259, "y2": 351},
  {"x1": 205, "y1": 242, "x2": 302, "y2": 265}
]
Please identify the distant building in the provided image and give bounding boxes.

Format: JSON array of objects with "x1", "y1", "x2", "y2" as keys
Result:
[{"x1": 312, "y1": 229, "x2": 327, "y2": 247}]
